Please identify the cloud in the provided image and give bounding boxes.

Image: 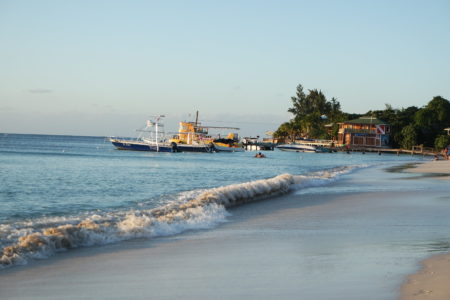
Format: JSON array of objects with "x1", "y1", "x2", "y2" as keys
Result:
[{"x1": 28, "y1": 89, "x2": 53, "y2": 94}]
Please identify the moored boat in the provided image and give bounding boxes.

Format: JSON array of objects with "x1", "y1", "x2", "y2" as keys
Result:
[
  {"x1": 169, "y1": 111, "x2": 243, "y2": 153},
  {"x1": 110, "y1": 138, "x2": 174, "y2": 152},
  {"x1": 110, "y1": 115, "x2": 174, "y2": 152},
  {"x1": 276, "y1": 143, "x2": 318, "y2": 153},
  {"x1": 276, "y1": 138, "x2": 334, "y2": 153},
  {"x1": 212, "y1": 134, "x2": 245, "y2": 152}
]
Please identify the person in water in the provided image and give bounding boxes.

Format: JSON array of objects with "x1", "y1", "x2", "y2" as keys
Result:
[{"x1": 255, "y1": 152, "x2": 266, "y2": 158}]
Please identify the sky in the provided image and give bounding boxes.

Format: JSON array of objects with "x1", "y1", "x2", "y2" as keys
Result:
[{"x1": 1, "y1": 0, "x2": 449, "y2": 137}]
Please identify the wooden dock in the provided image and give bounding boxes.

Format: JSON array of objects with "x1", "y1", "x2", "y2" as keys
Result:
[{"x1": 338, "y1": 145, "x2": 437, "y2": 156}]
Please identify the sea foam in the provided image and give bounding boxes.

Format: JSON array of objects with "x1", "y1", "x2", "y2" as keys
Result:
[{"x1": 0, "y1": 167, "x2": 356, "y2": 268}]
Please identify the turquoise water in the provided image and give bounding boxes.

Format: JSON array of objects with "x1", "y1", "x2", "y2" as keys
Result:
[{"x1": 0, "y1": 133, "x2": 434, "y2": 268}]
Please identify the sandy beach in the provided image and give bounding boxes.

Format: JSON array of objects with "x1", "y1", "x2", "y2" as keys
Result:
[{"x1": 400, "y1": 160, "x2": 450, "y2": 300}]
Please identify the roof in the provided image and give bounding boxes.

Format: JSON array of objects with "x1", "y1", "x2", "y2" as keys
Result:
[
  {"x1": 343, "y1": 129, "x2": 376, "y2": 134},
  {"x1": 343, "y1": 116, "x2": 388, "y2": 125}
]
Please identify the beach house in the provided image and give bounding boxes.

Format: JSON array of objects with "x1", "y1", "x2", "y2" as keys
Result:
[{"x1": 338, "y1": 116, "x2": 390, "y2": 148}]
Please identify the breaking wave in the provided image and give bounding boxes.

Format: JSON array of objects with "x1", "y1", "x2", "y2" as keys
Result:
[{"x1": 0, "y1": 166, "x2": 357, "y2": 269}]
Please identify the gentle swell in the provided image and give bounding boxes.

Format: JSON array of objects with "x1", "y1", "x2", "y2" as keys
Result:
[{"x1": 0, "y1": 167, "x2": 356, "y2": 268}]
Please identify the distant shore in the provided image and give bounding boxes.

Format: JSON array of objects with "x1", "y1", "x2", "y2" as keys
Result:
[{"x1": 400, "y1": 160, "x2": 450, "y2": 299}]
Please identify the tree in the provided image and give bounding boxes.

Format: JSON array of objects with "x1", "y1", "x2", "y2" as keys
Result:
[
  {"x1": 414, "y1": 96, "x2": 450, "y2": 146},
  {"x1": 400, "y1": 124, "x2": 419, "y2": 150},
  {"x1": 283, "y1": 84, "x2": 342, "y2": 139},
  {"x1": 328, "y1": 97, "x2": 343, "y2": 123},
  {"x1": 273, "y1": 121, "x2": 301, "y2": 142},
  {"x1": 435, "y1": 135, "x2": 450, "y2": 150}
]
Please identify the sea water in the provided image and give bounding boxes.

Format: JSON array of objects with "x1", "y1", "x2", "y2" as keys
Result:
[{"x1": 0, "y1": 133, "x2": 443, "y2": 271}]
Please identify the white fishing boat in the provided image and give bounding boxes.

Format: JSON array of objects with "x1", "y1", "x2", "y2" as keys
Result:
[
  {"x1": 110, "y1": 115, "x2": 174, "y2": 152},
  {"x1": 276, "y1": 143, "x2": 318, "y2": 153}
]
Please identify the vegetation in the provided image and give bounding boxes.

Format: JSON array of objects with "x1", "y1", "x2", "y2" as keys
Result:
[
  {"x1": 435, "y1": 135, "x2": 450, "y2": 150},
  {"x1": 274, "y1": 84, "x2": 345, "y2": 141},
  {"x1": 275, "y1": 84, "x2": 450, "y2": 150},
  {"x1": 399, "y1": 124, "x2": 419, "y2": 150}
]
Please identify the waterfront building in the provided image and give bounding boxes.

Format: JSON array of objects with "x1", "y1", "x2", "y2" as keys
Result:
[{"x1": 338, "y1": 116, "x2": 390, "y2": 147}]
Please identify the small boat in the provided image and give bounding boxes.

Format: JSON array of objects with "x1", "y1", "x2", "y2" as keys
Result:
[
  {"x1": 277, "y1": 138, "x2": 334, "y2": 153},
  {"x1": 110, "y1": 115, "x2": 174, "y2": 152},
  {"x1": 276, "y1": 143, "x2": 318, "y2": 153},
  {"x1": 212, "y1": 134, "x2": 245, "y2": 152}
]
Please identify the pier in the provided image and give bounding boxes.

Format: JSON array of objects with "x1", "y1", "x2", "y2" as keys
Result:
[{"x1": 338, "y1": 145, "x2": 437, "y2": 156}]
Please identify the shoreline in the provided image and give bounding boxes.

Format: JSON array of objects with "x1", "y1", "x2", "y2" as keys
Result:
[
  {"x1": 1, "y1": 162, "x2": 450, "y2": 299},
  {"x1": 400, "y1": 160, "x2": 450, "y2": 299}
]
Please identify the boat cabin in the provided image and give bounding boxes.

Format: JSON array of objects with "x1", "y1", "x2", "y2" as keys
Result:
[{"x1": 338, "y1": 116, "x2": 390, "y2": 148}]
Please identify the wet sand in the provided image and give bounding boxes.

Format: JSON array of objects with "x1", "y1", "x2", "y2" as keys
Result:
[
  {"x1": 400, "y1": 160, "x2": 450, "y2": 299},
  {"x1": 406, "y1": 160, "x2": 450, "y2": 180},
  {"x1": 401, "y1": 254, "x2": 450, "y2": 300}
]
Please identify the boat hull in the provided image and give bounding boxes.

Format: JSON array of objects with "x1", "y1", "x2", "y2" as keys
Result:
[
  {"x1": 276, "y1": 144, "x2": 317, "y2": 153},
  {"x1": 175, "y1": 144, "x2": 213, "y2": 153},
  {"x1": 213, "y1": 143, "x2": 245, "y2": 152},
  {"x1": 111, "y1": 138, "x2": 215, "y2": 153},
  {"x1": 111, "y1": 139, "x2": 173, "y2": 152}
]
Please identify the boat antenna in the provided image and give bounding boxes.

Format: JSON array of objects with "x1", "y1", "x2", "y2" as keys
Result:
[{"x1": 195, "y1": 111, "x2": 199, "y2": 127}]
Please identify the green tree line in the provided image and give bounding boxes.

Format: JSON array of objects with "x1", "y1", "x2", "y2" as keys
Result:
[{"x1": 274, "y1": 84, "x2": 450, "y2": 150}]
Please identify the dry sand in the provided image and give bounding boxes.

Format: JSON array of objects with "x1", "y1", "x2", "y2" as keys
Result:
[{"x1": 400, "y1": 160, "x2": 450, "y2": 300}]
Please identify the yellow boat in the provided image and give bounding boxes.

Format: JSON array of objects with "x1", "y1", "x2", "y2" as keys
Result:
[{"x1": 169, "y1": 112, "x2": 244, "y2": 153}]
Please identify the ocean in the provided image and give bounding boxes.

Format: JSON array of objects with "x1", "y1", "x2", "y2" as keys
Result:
[{"x1": 1, "y1": 133, "x2": 450, "y2": 299}]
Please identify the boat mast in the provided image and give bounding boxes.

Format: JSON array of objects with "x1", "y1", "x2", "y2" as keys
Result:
[
  {"x1": 155, "y1": 116, "x2": 159, "y2": 152},
  {"x1": 153, "y1": 115, "x2": 165, "y2": 152}
]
